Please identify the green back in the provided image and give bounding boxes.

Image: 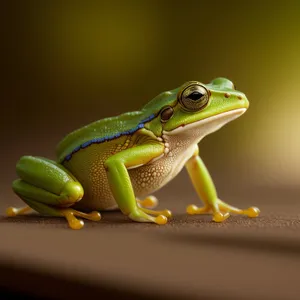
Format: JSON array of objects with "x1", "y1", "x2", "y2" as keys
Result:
[{"x1": 56, "y1": 87, "x2": 179, "y2": 163}]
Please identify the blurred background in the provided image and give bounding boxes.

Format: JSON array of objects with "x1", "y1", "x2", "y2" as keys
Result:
[
  {"x1": 2, "y1": 0, "x2": 300, "y2": 205},
  {"x1": 2, "y1": 1, "x2": 300, "y2": 299}
]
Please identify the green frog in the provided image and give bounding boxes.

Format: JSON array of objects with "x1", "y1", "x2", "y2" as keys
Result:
[{"x1": 7, "y1": 78, "x2": 260, "y2": 229}]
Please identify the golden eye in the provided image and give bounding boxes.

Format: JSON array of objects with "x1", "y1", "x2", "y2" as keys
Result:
[
  {"x1": 160, "y1": 106, "x2": 174, "y2": 122},
  {"x1": 179, "y1": 84, "x2": 209, "y2": 112}
]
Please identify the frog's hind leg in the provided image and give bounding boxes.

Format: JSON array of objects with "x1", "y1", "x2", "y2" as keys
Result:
[
  {"x1": 8, "y1": 156, "x2": 101, "y2": 229},
  {"x1": 10, "y1": 179, "x2": 101, "y2": 230}
]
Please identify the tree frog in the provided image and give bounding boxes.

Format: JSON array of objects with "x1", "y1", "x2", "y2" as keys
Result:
[{"x1": 7, "y1": 78, "x2": 260, "y2": 229}]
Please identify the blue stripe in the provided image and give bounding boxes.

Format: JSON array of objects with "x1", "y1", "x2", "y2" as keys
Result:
[
  {"x1": 63, "y1": 113, "x2": 156, "y2": 162},
  {"x1": 65, "y1": 154, "x2": 72, "y2": 161}
]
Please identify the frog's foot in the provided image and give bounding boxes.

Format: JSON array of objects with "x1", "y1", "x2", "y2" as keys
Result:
[
  {"x1": 6, "y1": 206, "x2": 32, "y2": 217},
  {"x1": 186, "y1": 200, "x2": 260, "y2": 223},
  {"x1": 186, "y1": 205, "x2": 210, "y2": 215},
  {"x1": 128, "y1": 208, "x2": 168, "y2": 225},
  {"x1": 137, "y1": 196, "x2": 158, "y2": 209},
  {"x1": 60, "y1": 208, "x2": 101, "y2": 230},
  {"x1": 186, "y1": 204, "x2": 230, "y2": 223},
  {"x1": 139, "y1": 207, "x2": 172, "y2": 218},
  {"x1": 217, "y1": 199, "x2": 260, "y2": 218}
]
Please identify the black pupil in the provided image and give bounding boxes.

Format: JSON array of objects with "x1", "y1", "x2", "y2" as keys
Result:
[{"x1": 188, "y1": 91, "x2": 203, "y2": 101}]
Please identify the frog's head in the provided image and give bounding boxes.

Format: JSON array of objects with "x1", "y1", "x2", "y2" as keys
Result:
[{"x1": 143, "y1": 77, "x2": 249, "y2": 142}]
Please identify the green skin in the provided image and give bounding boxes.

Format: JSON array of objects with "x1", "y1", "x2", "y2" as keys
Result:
[{"x1": 8, "y1": 78, "x2": 260, "y2": 229}]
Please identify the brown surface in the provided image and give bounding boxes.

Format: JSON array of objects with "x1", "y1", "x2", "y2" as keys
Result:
[{"x1": 1, "y1": 187, "x2": 300, "y2": 300}]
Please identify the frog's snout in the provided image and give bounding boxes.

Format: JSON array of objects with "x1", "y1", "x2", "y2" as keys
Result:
[
  {"x1": 222, "y1": 90, "x2": 249, "y2": 110},
  {"x1": 237, "y1": 93, "x2": 249, "y2": 109}
]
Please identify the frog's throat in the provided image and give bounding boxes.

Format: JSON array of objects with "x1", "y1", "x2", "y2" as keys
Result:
[{"x1": 162, "y1": 108, "x2": 246, "y2": 142}]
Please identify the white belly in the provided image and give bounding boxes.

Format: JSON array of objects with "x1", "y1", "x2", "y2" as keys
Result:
[{"x1": 129, "y1": 140, "x2": 197, "y2": 198}]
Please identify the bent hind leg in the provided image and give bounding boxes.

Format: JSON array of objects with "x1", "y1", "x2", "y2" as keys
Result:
[{"x1": 8, "y1": 156, "x2": 101, "y2": 229}]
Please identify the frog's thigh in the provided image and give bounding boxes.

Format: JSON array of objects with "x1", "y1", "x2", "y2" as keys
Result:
[
  {"x1": 12, "y1": 156, "x2": 84, "y2": 207},
  {"x1": 11, "y1": 179, "x2": 80, "y2": 213},
  {"x1": 8, "y1": 156, "x2": 101, "y2": 229}
]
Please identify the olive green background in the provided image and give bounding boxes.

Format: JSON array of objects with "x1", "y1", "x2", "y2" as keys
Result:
[
  {"x1": 3, "y1": 0, "x2": 300, "y2": 201},
  {"x1": 1, "y1": 2, "x2": 300, "y2": 299}
]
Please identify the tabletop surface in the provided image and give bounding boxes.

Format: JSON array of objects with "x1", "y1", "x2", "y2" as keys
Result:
[{"x1": 1, "y1": 186, "x2": 300, "y2": 300}]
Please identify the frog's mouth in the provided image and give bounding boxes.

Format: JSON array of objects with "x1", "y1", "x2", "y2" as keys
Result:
[{"x1": 163, "y1": 108, "x2": 246, "y2": 138}]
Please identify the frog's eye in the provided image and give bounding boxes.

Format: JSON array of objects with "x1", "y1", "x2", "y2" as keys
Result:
[
  {"x1": 160, "y1": 106, "x2": 174, "y2": 122},
  {"x1": 179, "y1": 84, "x2": 209, "y2": 112}
]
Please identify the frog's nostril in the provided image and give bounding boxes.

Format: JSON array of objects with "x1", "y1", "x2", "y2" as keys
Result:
[
  {"x1": 237, "y1": 95, "x2": 243, "y2": 100},
  {"x1": 224, "y1": 93, "x2": 230, "y2": 98}
]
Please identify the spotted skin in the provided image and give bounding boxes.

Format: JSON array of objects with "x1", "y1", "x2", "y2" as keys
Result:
[{"x1": 8, "y1": 78, "x2": 260, "y2": 229}]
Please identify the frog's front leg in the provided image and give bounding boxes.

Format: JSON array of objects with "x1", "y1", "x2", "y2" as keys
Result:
[
  {"x1": 105, "y1": 143, "x2": 171, "y2": 225},
  {"x1": 7, "y1": 156, "x2": 101, "y2": 229},
  {"x1": 185, "y1": 146, "x2": 260, "y2": 222}
]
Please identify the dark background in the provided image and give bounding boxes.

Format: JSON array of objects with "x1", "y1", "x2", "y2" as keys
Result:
[
  {"x1": 1, "y1": 1, "x2": 300, "y2": 299},
  {"x1": 3, "y1": 0, "x2": 300, "y2": 195}
]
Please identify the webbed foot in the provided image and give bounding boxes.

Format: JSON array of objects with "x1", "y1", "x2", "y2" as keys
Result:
[
  {"x1": 136, "y1": 196, "x2": 172, "y2": 222},
  {"x1": 129, "y1": 208, "x2": 169, "y2": 225},
  {"x1": 6, "y1": 204, "x2": 101, "y2": 230},
  {"x1": 186, "y1": 199, "x2": 260, "y2": 223},
  {"x1": 60, "y1": 208, "x2": 101, "y2": 230},
  {"x1": 6, "y1": 206, "x2": 32, "y2": 216},
  {"x1": 139, "y1": 207, "x2": 172, "y2": 218},
  {"x1": 186, "y1": 204, "x2": 229, "y2": 222},
  {"x1": 217, "y1": 199, "x2": 260, "y2": 218}
]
